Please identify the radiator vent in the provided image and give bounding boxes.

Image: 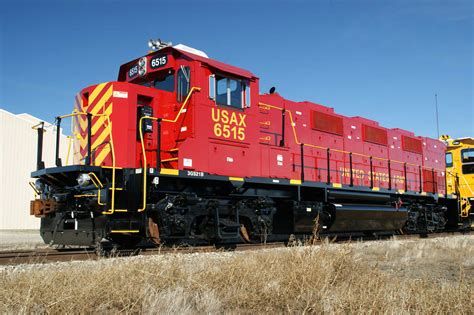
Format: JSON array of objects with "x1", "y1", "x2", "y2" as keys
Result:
[
  {"x1": 402, "y1": 135, "x2": 423, "y2": 154},
  {"x1": 311, "y1": 111, "x2": 343, "y2": 136},
  {"x1": 362, "y1": 124, "x2": 387, "y2": 146}
]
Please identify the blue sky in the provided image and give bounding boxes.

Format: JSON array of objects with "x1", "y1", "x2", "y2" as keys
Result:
[{"x1": 1, "y1": 0, "x2": 472, "y2": 139}]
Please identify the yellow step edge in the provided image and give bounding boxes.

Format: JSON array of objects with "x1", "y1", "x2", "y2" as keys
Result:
[
  {"x1": 162, "y1": 157, "x2": 179, "y2": 162},
  {"x1": 372, "y1": 187, "x2": 380, "y2": 191},
  {"x1": 398, "y1": 189, "x2": 405, "y2": 194},
  {"x1": 101, "y1": 166, "x2": 123, "y2": 169},
  {"x1": 109, "y1": 188, "x2": 123, "y2": 191},
  {"x1": 114, "y1": 209, "x2": 128, "y2": 212},
  {"x1": 74, "y1": 194, "x2": 97, "y2": 198},
  {"x1": 290, "y1": 179, "x2": 302, "y2": 185},
  {"x1": 438, "y1": 193, "x2": 444, "y2": 198},
  {"x1": 229, "y1": 177, "x2": 244, "y2": 182},
  {"x1": 421, "y1": 192, "x2": 427, "y2": 195},
  {"x1": 110, "y1": 230, "x2": 139, "y2": 233},
  {"x1": 160, "y1": 168, "x2": 179, "y2": 176},
  {"x1": 332, "y1": 183, "x2": 342, "y2": 188}
]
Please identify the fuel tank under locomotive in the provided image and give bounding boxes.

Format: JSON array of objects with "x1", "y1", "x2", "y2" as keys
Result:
[{"x1": 294, "y1": 190, "x2": 408, "y2": 234}]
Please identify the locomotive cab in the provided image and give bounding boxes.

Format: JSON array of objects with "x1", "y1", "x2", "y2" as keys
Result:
[{"x1": 30, "y1": 43, "x2": 262, "y2": 246}]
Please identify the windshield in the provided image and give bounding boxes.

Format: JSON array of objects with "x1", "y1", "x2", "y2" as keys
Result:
[
  {"x1": 134, "y1": 71, "x2": 175, "y2": 92},
  {"x1": 461, "y1": 148, "x2": 474, "y2": 174},
  {"x1": 461, "y1": 148, "x2": 474, "y2": 163},
  {"x1": 153, "y1": 72, "x2": 174, "y2": 92}
]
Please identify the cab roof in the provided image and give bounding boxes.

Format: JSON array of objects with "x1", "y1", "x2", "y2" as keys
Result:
[{"x1": 118, "y1": 46, "x2": 257, "y2": 81}]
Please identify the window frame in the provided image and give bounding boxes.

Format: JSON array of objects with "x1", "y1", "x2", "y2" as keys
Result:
[
  {"x1": 209, "y1": 73, "x2": 250, "y2": 109},
  {"x1": 462, "y1": 163, "x2": 474, "y2": 174},
  {"x1": 177, "y1": 66, "x2": 191, "y2": 103},
  {"x1": 445, "y1": 152, "x2": 453, "y2": 168},
  {"x1": 461, "y1": 148, "x2": 474, "y2": 174},
  {"x1": 152, "y1": 71, "x2": 175, "y2": 93},
  {"x1": 461, "y1": 148, "x2": 474, "y2": 163}
]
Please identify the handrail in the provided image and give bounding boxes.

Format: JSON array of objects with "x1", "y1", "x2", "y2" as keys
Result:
[
  {"x1": 258, "y1": 102, "x2": 445, "y2": 173},
  {"x1": 138, "y1": 86, "x2": 201, "y2": 212},
  {"x1": 58, "y1": 111, "x2": 88, "y2": 119},
  {"x1": 50, "y1": 110, "x2": 118, "y2": 213},
  {"x1": 101, "y1": 113, "x2": 118, "y2": 214},
  {"x1": 31, "y1": 122, "x2": 46, "y2": 130},
  {"x1": 29, "y1": 182, "x2": 39, "y2": 197},
  {"x1": 65, "y1": 136, "x2": 73, "y2": 166},
  {"x1": 88, "y1": 172, "x2": 106, "y2": 206},
  {"x1": 161, "y1": 87, "x2": 201, "y2": 123},
  {"x1": 88, "y1": 172, "x2": 104, "y2": 188}
]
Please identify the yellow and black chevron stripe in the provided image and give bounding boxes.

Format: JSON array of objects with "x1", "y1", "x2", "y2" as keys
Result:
[{"x1": 73, "y1": 82, "x2": 114, "y2": 166}]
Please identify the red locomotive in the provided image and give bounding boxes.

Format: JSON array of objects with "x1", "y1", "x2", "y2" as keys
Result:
[{"x1": 30, "y1": 40, "x2": 457, "y2": 246}]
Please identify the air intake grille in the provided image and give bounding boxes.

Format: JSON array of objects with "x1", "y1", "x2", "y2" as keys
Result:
[
  {"x1": 362, "y1": 124, "x2": 387, "y2": 146},
  {"x1": 311, "y1": 111, "x2": 343, "y2": 136},
  {"x1": 402, "y1": 135, "x2": 423, "y2": 154}
]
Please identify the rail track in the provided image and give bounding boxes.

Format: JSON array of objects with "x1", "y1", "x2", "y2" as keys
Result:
[{"x1": 0, "y1": 231, "x2": 469, "y2": 266}]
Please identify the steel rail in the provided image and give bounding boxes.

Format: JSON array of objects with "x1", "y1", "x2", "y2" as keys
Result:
[{"x1": 0, "y1": 231, "x2": 469, "y2": 266}]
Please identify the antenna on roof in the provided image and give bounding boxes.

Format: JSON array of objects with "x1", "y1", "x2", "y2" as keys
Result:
[{"x1": 435, "y1": 93, "x2": 440, "y2": 139}]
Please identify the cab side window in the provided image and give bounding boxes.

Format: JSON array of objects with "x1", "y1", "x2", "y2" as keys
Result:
[
  {"x1": 177, "y1": 66, "x2": 190, "y2": 102},
  {"x1": 210, "y1": 74, "x2": 250, "y2": 109},
  {"x1": 216, "y1": 76, "x2": 242, "y2": 109},
  {"x1": 445, "y1": 152, "x2": 453, "y2": 167}
]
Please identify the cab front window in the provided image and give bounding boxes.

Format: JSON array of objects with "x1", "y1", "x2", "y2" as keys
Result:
[
  {"x1": 461, "y1": 148, "x2": 474, "y2": 163},
  {"x1": 461, "y1": 148, "x2": 474, "y2": 174},
  {"x1": 153, "y1": 71, "x2": 174, "y2": 92}
]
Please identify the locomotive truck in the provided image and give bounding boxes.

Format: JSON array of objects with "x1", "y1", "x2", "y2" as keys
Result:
[{"x1": 29, "y1": 40, "x2": 468, "y2": 247}]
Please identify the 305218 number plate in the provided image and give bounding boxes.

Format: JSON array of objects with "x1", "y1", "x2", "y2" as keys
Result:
[{"x1": 187, "y1": 171, "x2": 204, "y2": 177}]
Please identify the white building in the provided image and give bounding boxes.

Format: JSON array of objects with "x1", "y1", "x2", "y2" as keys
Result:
[{"x1": 0, "y1": 109, "x2": 68, "y2": 229}]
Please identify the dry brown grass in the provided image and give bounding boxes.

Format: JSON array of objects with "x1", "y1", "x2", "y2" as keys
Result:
[{"x1": 1, "y1": 236, "x2": 473, "y2": 314}]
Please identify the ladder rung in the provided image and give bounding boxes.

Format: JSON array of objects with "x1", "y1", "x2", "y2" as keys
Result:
[{"x1": 109, "y1": 187, "x2": 123, "y2": 191}]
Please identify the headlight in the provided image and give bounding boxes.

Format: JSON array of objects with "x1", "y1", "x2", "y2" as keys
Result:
[
  {"x1": 138, "y1": 57, "x2": 147, "y2": 76},
  {"x1": 77, "y1": 173, "x2": 91, "y2": 187},
  {"x1": 34, "y1": 180, "x2": 45, "y2": 192}
]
